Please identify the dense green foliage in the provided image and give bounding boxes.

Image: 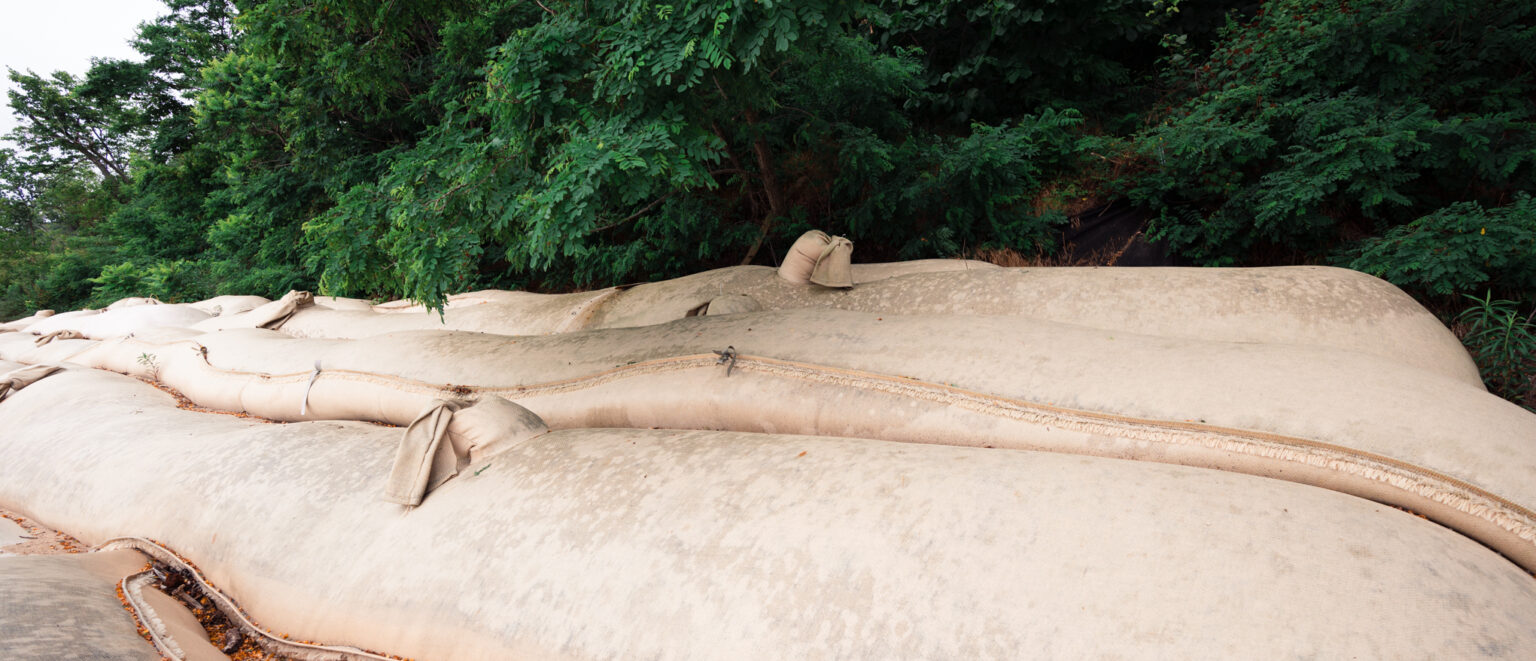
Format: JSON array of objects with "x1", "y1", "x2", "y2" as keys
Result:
[
  {"x1": 1123, "y1": 0, "x2": 1534, "y2": 274},
  {"x1": 1457, "y1": 292, "x2": 1536, "y2": 404},
  {"x1": 1, "y1": 0, "x2": 1532, "y2": 402}
]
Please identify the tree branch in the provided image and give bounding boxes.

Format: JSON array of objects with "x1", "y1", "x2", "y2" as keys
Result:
[
  {"x1": 740, "y1": 110, "x2": 785, "y2": 266},
  {"x1": 592, "y1": 194, "x2": 670, "y2": 232}
]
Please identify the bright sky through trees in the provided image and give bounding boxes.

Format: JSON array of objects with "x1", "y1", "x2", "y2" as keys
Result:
[{"x1": 0, "y1": 0, "x2": 165, "y2": 140}]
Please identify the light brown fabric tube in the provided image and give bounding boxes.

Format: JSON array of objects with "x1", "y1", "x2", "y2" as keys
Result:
[{"x1": 250, "y1": 290, "x2": 316, "y2": 329}]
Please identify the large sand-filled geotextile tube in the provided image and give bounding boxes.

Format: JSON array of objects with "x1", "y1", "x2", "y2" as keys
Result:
[
  {"x1": 23, "y1": 302, "x2": 213, "y2": 339},
  {"x1": 1, "y1": 263, "x2": 1479, "y2": 384},
  {"x1": 1, "y1": 303, "x2": 1534, "y2": 571},
  {"x1": 0, "y1": 367, "x2": 1533, "y2": 659},
  {"x1": 267, "y1": 265, "x2": 1479, "y2": 384}
]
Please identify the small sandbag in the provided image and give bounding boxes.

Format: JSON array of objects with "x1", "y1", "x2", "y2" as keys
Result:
[
  {"x1": 385, "y1": 400, "x2": 459, "y2": 506},
  {"x1": 452, "y1": 395, "x2": 549, "y2": 463},
  {"x1": 778, "y1": 230, "x2": 855, "y2": 287},
  {"x1": 810, "y1": 235, "x2": 854, "y2": 288}
]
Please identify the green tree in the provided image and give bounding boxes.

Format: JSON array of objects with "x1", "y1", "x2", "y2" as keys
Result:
[
  {"x1": 0, "y1": 148, "x2": 45, "y2": 233},
  {"x1": 5, "y1": 68, "x2": 141, "y2": 192},
  {"x1": 1121, "y1": 0, "x2": 1534, "y2": 275}
]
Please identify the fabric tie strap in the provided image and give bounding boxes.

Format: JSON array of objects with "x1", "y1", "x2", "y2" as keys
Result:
[{"x1": 300, "y1": 360, "x2": 321, "y2": 416}]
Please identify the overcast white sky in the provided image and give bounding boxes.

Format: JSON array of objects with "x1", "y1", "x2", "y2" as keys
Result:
[{"x1": 0, "y1": 0, "x2": 167, "y2": 141}]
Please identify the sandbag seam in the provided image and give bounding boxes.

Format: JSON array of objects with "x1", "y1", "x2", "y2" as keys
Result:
[{"x1": 121, "y1": 568, "x2": 185, "y2": 660}]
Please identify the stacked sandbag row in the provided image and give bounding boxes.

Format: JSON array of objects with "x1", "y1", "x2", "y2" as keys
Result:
[
  {"x1": 0, "y1": 366, "x2": 1533, "y2": 660},
  {"x1": 2, "y1": 303, "x2": 1533, "y2": 571}
]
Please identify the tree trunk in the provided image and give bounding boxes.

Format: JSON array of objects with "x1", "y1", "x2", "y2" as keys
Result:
[{"x1": 740, "y1": 110, "x2": 785, "y2": 266}]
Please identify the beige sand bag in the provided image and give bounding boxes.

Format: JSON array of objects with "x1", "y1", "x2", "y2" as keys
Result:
[
  {"x1": 0, "y1": 367, "x2": 1533, "y2": 660},
  {"x1": 580, "y1": 264, "x2": 1479, "y2": 384},
  {"x1": 777, "y1": 229, "x2": 855, "y2": 287},
  {"x1": 245, "y1": 289, "x2": 314, "y2": 329},
  {"x1": 0, "y1": 333, "x2": 97, "y2": 365},
  {"x1": 695, "y1": 293, "x2": 762, "y2": 316},
  {"x1": 0, "y1": 548, "x2": 230, "y2": 661},
  {"x1": 270, "y1": 287, "x2": 628, "y2": 338},
  {"x1": 0, "y1": 309, "x2": 54, "y2": 333},
  {"x1": 313, "y1": 295, "x2": 376, "y2": 311},
  {"x1": 189, "y1": 294, "x2": 271, "y2": 317},
  {"x1": 190, "y1": 290, "x2": 315, "y2": 333},
  {"x1": 14, "y1": 308, "x2": 102, "y2": 335}
]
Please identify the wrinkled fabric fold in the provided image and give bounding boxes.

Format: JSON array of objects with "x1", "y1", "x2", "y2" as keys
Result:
[
  {"x1": 384, "y1": 400, "x2": 460, "y2": 506},
  {"x1": 0, "y1": 364, "x2": 63, "y2": 402},
  {"x1": 33, "y1": 330, "x2": 84, "y2": 346},
  {"x1": 247, "y1": 290, "x2": 315, "y2": 330}
]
